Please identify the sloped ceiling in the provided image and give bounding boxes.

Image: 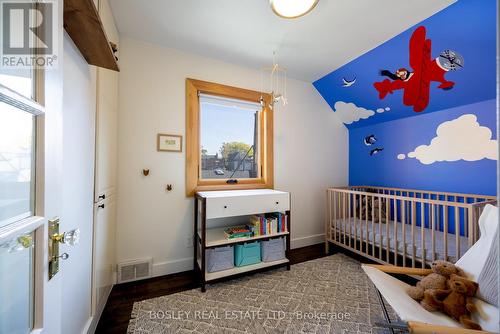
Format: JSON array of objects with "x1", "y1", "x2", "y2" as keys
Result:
[
  {"x1": 109, "y1": 0, "x2": 455, "y2": 82},
  {"x1": 314, "y1": 0, "x2": 496, "y2": 128}
]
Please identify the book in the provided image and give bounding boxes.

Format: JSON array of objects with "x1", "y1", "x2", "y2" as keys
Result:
[
  {"x1": 224, "y1": 226, "x2": 253, "y2": 239},
  {"x1": 246, "y1": 213, "x2": 288, "y2": 237},
  {"x1": 247, "y1": 216, "x2": 261, "y2": 237}
]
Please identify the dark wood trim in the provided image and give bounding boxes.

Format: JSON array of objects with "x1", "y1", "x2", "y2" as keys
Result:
[
  {"x1": 200, "y1": 197, "x2": 207, "y2": 292},
  {"x1": 64, "y1": 0, "x2": 119, "y2": 71}
]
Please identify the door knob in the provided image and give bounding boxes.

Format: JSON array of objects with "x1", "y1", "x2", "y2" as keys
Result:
[
  {"x1": 0, "y1": 234, "x2": 34, "y2": 253},
  {"x1": 51, "y1": 228, "x2": 80, "y2": 246}
]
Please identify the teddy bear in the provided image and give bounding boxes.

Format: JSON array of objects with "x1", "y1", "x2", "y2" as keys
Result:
[
  {"x1": 407, "y1": 260, "x2": 464, "y2": 311},
  {"x1": 422, "y1": 274, "x2": 481, "y2": 330}
]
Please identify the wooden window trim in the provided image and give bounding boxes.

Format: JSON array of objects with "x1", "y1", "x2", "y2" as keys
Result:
[{"x1": 186, "y1": 78, "x2": 274, "y2": 196}]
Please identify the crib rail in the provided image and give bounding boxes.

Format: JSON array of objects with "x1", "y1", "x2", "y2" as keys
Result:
[{"x1": 326, "y1": 186, "x2": 496, "y2": 268}]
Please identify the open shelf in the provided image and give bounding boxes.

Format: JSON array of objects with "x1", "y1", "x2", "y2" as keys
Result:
[
  {"x1": 64, "y1": 0, "x2": 119, "y2": 71},
  {"x1": 200, "y1": 258, "x2": 289, "y2": 281},
  {"x1": 195, "y1": 190, "x2": 291, "y2": 291},
  {"x1": 200, "y1": 227, "x2": 289, "y2": 248}
]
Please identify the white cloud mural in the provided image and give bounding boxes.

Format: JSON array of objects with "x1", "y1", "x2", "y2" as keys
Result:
[
  {"x1": 405, "y1": 114, "x2": 497, "y2": 165},
  {"x1": 333, "y1": 101, "x2": 374, "y2": 124},
  {"x1": 333, "y1": 101, "x2": 391, "y2": 125},
  {"x1": 376, "y1": 107, "x2": 391, "y2": 113}
]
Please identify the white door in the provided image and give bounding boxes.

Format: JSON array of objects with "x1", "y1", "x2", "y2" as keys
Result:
[
  {"x1": 0, "y1": 2, "x2": 64, "y2": 334},
  {"x1": 59, "y1": 32, "x2": 97, "y2": 334},
  {"x1": 92, "y1": 0, "x2": 119, "y2": 322}
]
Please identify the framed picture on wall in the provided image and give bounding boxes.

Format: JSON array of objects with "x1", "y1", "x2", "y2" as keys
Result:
[{"x1": 157, "y1": 134, "x2": 182, "y2": 152}]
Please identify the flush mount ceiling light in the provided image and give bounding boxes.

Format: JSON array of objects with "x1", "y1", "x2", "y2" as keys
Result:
[{"x1": 270, "y1": 0, "x2": 319, "y2": 19}]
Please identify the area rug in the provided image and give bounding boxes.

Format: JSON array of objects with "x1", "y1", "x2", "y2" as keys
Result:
[{"x1": 128, "y1": 253, "x2": 397, "y2": 333}]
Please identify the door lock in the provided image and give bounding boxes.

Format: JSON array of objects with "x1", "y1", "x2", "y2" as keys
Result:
[{"x1": 48, "y1": 217, "x2": 80, "y2": 280}]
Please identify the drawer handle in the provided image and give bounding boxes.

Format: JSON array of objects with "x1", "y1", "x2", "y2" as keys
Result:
[
  {"x1": 276, "y1": 201, "x2": 279, "y2": 205},
  {"x1": 224, "y1": 205, "x2": 227, "y2": 209}
]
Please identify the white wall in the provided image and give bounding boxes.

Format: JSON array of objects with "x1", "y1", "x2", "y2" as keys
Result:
[
  {"x1": 116, "y1": 37, "x2": 348, "y2": 276},
  {"x1": 61, "y1": 34, "x2": 96, "y2": 333}
]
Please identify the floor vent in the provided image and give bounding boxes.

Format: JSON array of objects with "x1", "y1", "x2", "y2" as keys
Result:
[{"x1": 117, "y1": 258, "x2": 152, "y2": 283}]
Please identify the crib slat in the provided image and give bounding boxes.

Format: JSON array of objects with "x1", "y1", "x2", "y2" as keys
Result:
[
  {"x1": 394, "y1": 198, "x2": 398, "y2": 266},
  {"x1": 421, "y1": 202, "x2": 425, "y2": 268},
  {"x1": 467, "y1": 208, "x2": 473, "y2": 247},
  {"x1": 444, "y1": 205, "x2": 448, "y2": 261},
  {"x1": 348, "y1": 193, "x2": 352, "y2": 248},
  {"x1": 402, "y1": 199, "x2": 406, "y2": 267},
  {"x1": 411, "y1": 201, "x2": 416, "y2": 268},
  {"x1": 386, "y1": 197, "x2": 390, "y2": 262},
  {"x1": 339, "y1": 193, "x2": 345, "y2": 245},
  {"x1": 455, "y1": 206, "x2": 460, "y2": 260},
  {"x1": 365, "y1": 195, "x2": 369, "y2": 253},
  {"x1": 358, "y1": 194, "x2": 362, "y2": 251},
  {"x1": 371, "y1": 196, "x2": 375, "y2": 256},
  {"x1": 431, "y1": 204, "x2": 436, "y2": 262},
  {"x1": 378, "y1": 196, "x2": 382, "y2": 261}
]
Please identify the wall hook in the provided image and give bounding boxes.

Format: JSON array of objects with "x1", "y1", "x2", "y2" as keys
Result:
[
  {"x1": 142, "y1": 169, "x2": 150, "y2": 176},
  {"x1": 166, "y1": 184, "x2": 173, "y2": 192}
]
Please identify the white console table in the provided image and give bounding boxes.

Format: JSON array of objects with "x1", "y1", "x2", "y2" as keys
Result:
[{"x1": 194, "y1": 189, "x2": 291, "y2": 292}]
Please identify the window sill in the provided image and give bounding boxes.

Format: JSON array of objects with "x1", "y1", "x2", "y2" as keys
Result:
[{"x1": 189, "y1": 182, "x2": 273, "y2": 196}]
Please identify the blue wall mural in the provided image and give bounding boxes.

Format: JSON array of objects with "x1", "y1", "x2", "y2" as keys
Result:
[
  {"x1": 313, "y1": 0, "x2": 497, "y2": 198},
  {"x1": 313, "y1": 0, "x2": 496, "y2": 129},
  {"x1": 349, "y1": 99, "x2": 497, "y2": 195}
]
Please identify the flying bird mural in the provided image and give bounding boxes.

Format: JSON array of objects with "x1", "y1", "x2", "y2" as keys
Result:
[
  {"x1": 364, "y1": 134, "x2": 377, "y2": 146},
  {"x1": 370, "y1": 148, "x2": 384, "y2": 156},
  {"x1": 342, "y1": 77, "x2": 356, "y2": 87},
  {"x1": 373, "y1": 26, "x2": 464, "y2": 113}
]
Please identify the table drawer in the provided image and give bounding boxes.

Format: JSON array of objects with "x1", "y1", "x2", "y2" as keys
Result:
[{"x1": 206, "y1": 192, "x2": 290, "y2": 219}]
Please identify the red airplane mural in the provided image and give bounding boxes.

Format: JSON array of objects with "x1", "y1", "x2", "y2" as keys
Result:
[{"x1": 373, "y1": 26, "x2": 464, "y2": 112}]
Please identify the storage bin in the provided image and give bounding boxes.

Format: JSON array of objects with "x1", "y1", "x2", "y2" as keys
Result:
[
  {"x1": 261, "y1": 237, "x2": 286, "y2": 262},
  {"x1": 206, "y1": 245, "x2": 234, "y2": 272},
  {"x1": 234, "y1": 241, "x2": 261, "y2": 267}
]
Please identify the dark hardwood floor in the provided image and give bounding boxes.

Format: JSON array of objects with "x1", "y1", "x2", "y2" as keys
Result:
[
  {"x1": 96, "y1": 243, "x2": 331, "y2": 333},
  {"x1": 95, "y1": 243, "x2": 415, "y2": 333}
]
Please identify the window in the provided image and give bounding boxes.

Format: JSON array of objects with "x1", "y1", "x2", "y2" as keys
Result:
[
  {"x1": 0, "y1": 4, "x2": 44, "y2": 329},
  {"x1": 0, "y1": 232, "x2": 34, "y2": 334},
  {"x1": 200, "y1": 94, "x2": 260, "y2": 180},
  {"x1": 0, "y1": 102, "x2": 36, "y2": 228},
  {"x1": 186, "y1": 79, "x2": 274, "y2": 196},
  {"x1": 0, "y1": 68, "x2": 34, "y2": 99}
]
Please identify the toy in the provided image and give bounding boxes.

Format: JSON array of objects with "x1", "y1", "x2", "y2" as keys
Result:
[
  {"x1": 423, "y1": 274, "x2": 481, "y2": 330},
  {"x1": 407, "y1": 260, "x2": 464, "y2": 311}
]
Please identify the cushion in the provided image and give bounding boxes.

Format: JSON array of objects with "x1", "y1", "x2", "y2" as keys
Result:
[{"x1": 476, "y1": 228, "x2": 499, "y2": 307}]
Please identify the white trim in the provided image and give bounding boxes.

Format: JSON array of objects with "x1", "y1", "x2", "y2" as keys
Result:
[
  {"x1": 291, "y1": 233, "x2": 325, "y2": 249},
  {"x1": 85, "y1": 283, "x2": 113, "y2": 334},
  {"x1": 151, "y1": 257, "x2": 193, "y2": 277},
  {"x1": 0, "y1": 216, "x2": 44, "y2": 244}
]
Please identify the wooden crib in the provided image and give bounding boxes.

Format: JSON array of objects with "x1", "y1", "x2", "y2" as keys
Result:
[{"x1": 325, "y1": 186, "x2": 496, "y2": 267}]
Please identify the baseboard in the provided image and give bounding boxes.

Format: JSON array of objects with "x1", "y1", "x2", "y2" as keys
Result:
[
  {"x1": 85, "y1": 284, "x2": 113, "y2": 334},
  {"x1": 152, "y1": 257, "x2": 193, "y2": 277},
  {"x1": 291, "y1": 233, "x2": 325, "y2": 249}
]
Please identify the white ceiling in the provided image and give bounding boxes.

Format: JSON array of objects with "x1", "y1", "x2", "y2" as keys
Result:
[{"x1": 109, "y1": 0, "x2": 455, "y2": 82}]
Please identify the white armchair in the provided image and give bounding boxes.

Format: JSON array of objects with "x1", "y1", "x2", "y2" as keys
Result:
[{"x1": 362, "y1": 204, "x2": 499, "y2": 334}]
